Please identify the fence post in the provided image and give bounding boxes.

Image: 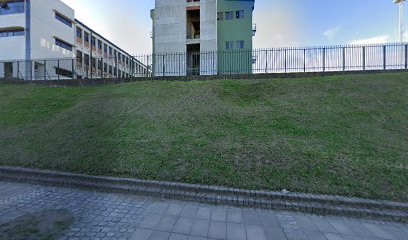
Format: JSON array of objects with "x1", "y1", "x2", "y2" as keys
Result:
[
  {"x1": 284, "y1": 49, "x2": 287, "y2": 73},
  {"x1": 303, "y1": 48, "x2": 306, "y2": 72},
  {"x1": 405, "y1": 44, "x2": 408, "y2": 70},
  {"x1": 162, "y1": 54, "x2": 165, "y2": 76},
  {"x1": 264, "y1": 50, "x2": 268, "y2": 73},
  {"x1": 17, "y1": 61, "x2": 20, "y2": 79},
  {"x1": 342, "y1": 47, "x2": 346, "y2": 71},
  {"x1": 383, "y1": 45, "x2": 386, "y2": 70},
  {"x1": 72, "y1": 59, "x2": 75, "y2": 79},
  {"x1": 362, "y1": 46, "x2": 366, "y2": 71},
  {"x1": 44, "y1": 60, "x2": 46, "y2": 80},
  {"x1": 57, "y1": 59, "x2": 60, "y2": 81},
  {"x1": 322, "y1": 48, "x2": 326, "y2": 72}
]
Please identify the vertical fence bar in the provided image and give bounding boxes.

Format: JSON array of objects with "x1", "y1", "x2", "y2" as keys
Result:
[
  {"x1": 57, "y1": 60, "x2": 60, "y2": 81},
  {"x1": 383, "y1": 45, "x2": 387, "y2": 70},
  {"x1": 43, "y1": 60, "x2": 46, "y2": 80},
  {"x1": 284, "y1": 49, "x2": 287, "y2": 73},
  {"x1": 405, "y1": 44, "x2": 408, "y2": 70},
  {"x1": 72, "y1": 59, "x2": 75, "y2": 79},
  {"x1": 303, "y1": 48, "x2": 306, "y2": 72},
  {"x1": 162, "y1": 54, "x2": 165, "y2": 76},
  {"x1": 322, "y1": 47, "x2": 326, "y2": 72},
  {"x1": 17, "y1": 61, "x2": 20, "y2": 80},
  {"x1": 362, "y1": 46, "x2": 366, "y2": 71},
  {"x1": 342, "y1": 47, "x2": 346, "y2": 71}
]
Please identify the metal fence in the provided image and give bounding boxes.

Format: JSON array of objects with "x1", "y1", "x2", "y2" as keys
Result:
[{"x1": 1, "y1": 42, "x2": 407, "y2": 81}]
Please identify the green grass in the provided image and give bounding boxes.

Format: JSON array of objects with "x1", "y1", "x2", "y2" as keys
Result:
[{"x1": 0, "y1": 72, "x2": 407, "y2": 201}]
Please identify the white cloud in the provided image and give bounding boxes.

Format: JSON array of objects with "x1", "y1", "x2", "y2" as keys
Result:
[
  {"x1": 323, "y1": 26, "x2": 342, "y2": 41},
  {"x1": 350, "y1": 35, "x2": 390, "y2": 45}
]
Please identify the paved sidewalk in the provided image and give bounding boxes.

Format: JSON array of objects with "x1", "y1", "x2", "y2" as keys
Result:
[{"x1": 0, "y1": 181, "x2": 406, "y2": 240}]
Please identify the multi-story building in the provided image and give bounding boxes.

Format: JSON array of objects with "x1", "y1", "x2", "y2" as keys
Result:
[
  {"x1": 0, "y1": 0, "x2": 149, "y2": 80},
  {"x1": 151, "y1": 0, "x2": 256, "y2": 76}
]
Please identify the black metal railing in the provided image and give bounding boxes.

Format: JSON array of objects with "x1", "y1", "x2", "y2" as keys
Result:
[{"x1": 1, "y1": 42, "x2": 407, "y2": 81}]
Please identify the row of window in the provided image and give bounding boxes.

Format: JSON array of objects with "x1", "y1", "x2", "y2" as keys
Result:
[
  {"x1": 76, "y1": 50, "x2": 140, "y2": 75},
  {"x1": 226, "y1": 40, "x2": 245, "y2": 50},
  {"x1": 0, "y1": 29, "x2": 24, "y2": 38},
  {"x1": 217, "y1": 10, "x2": 244, "y2": 21},
  {"x1": 55, "y1": 39, "x2": 73, "y2": 51},
  {"x1": 76, "y1": 27, "x2": 132, "y2": 65},
  {"x1": 0, "y1": 0, "x2": 24, "y2": 15},
  {"x1": 55, "y1": 12, "x2": 72, "y2": 28}
]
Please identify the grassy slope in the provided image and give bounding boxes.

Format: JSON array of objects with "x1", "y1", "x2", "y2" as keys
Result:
[{"x1": 0, "y1": 73, "x2": 407, "y2": 201}]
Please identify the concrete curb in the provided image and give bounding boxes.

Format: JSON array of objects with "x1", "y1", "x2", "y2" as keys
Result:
[{"x1": 0, "y1": 166, "x2": 406, "y2": 222}]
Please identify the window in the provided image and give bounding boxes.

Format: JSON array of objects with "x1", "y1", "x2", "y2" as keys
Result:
[
  {"x1": 236, "y1": 10, "x2": 244, "y2": 19},
  {"x1": 109, "y1": 65, "x2": 113, "y2": 74},
  {"x1": 4, "y1": 62, "x2": 13, "y2": 78},
  {"x1": 0, "y1": 29, "x2": 24, "y2": 38},
  {"x1": 91, "y1": 57, "x2": 96, "y2": 69},
  {"x1": 84, "y1": 32, "x2": 89, "y2": 43},
  {"x1": 217, "y1": 12, "x2": 224, "y2": 21},
  {"x1": 55, "y1": 38, "x2": 72, "y2": 51},
  {"x1": 0, "y1": 1, "x2": 24, "y2": 15},
  {"x1": 226, "y1": 41, "x2": 234, "y2": 49},
  {"x1": 98, "y1": 60, "x2": 102, "y2": 70},
  {"x1": 84, "y1": 54, "x2": 90, "y2": 66},
  {"x1": 76, "y1": 27, "x2": 82, "y2": 38},
  {"x1": 76, "y1": 50, "x2": 83, "y2": 63},
  {"x1": 98, "y1": 40, "x2": 102, "y2": 50},
  {"x1": 236, "y1": 40, "x2": 244, "y2": 49},
  {"x1": 104, "y1": 63, "x2": 108, "y2": 73},
  {"x1": 55, "y1": 68, "x2": 73, "y2": 78},
  {"x1": 104, "y1": 44, "x2": 108, "y2": 53},
  {"x1": 225, "y1": 11, "x2": 234, "y2": 20},
  {"x1": 91, "y1": 36, "x2": 96, "y2": 47},
  {"x1": 109, "y1": 47, "x2": 113, "y2": 55},
  {"x1": 55, "y1": 12, "x2": 72, "y2": 27}
]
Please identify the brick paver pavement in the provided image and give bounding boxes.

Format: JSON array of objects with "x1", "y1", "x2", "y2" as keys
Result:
[{"x1": 0, "y1": 181, "x2": 407, "y2": 240}]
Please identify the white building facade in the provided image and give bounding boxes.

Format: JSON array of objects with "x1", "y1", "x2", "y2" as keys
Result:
[{"x1": 0, "y1": 0, "x2": 149, "y2": 80}]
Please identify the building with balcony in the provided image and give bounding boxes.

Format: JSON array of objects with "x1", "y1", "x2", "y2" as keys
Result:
[
  {"x1": 151, "y1": 0, "x2": 255, "y2": 76},
  {"x1": 0, "y1": 0, "x2": 149, "y2": 80}
]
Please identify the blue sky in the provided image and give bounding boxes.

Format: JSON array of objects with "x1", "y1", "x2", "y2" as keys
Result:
[{"x1": 62, "y1": 0, "x2": 404, "y2": 54}]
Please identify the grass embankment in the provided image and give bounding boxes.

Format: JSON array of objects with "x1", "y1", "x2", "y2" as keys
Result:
[{"x1": 0, "y1": 73, "x2": 407, "y2": 201}]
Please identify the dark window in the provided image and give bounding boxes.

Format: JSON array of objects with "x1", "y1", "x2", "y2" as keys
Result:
[
  {"x1": 55, "y1": 12, "x2": 72, "y2": 27},
  {"x1": 236, "y1": 40, "x2": 244, "y2": 49},
  {"x1": 226, "y1": 41, "x2": 234, "y2": 49},
  {"x1": 114, "y1": 67, "x2": 117, "y2": 76},
  {"x1": 55, "y1": 39, "x2": 72, "y2": 51},
  {"x1": 217, "y1": 12, "x2": 223, "y2": 21},
  {"x1": 109, "y1": 65, "x2": 113, "y2": 74},
  {"x1": 84, "y1": 54, "x2": 90, "y2": 66},
  {"x1": 0, "y1": 1, "x2": 24, "y2": 15},
  {"x1": 98, "y1": 60, "x2": 102, "y2": 70},
  {"x1": 56, "y1": 68, "x2": 73, "y2": 78},
  {"x1": 109, "y1": 47, "x2": 113, "y2": 55},
  {"x1": 98, "y1": 40, "x2": 102, "y2": 50},
  {"x1": 236, "y1": 10, "x2": 244, "y2": 19},
  {"x1": 104, "y1": 44, "x2": 108, "y2": 53},
  {"x1": 91, "y1": 57, "x2": 96, "y2": 68},
  {"x1": 84, "y1": 32, "x2": 89, "y2": 43},
  {"x1": 0, "y1": 29, "x2": 24, "y2": 38},
  {"x1": 225, "y1": 11, "x2": 234, "y2": 20},
  {"x1": 76, "y1": 27, "x2": 82, "y2": 38},
  {"x1": 91, "y1": 36, "x2": 96, "y2": 47},
  {"x1": 4, "y1": 62, "x2": 13, "y2": 78},
  {"x1": 76, "y1": 50, "x2": 83, "y2": 63},
  {"x1": 104, "y1": 63, "x2": 108, "y2": 72}
]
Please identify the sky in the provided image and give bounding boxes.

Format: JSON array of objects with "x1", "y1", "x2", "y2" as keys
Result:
[{"x1": 61, "y1": 0, "x2": 404, "y2": 54}]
